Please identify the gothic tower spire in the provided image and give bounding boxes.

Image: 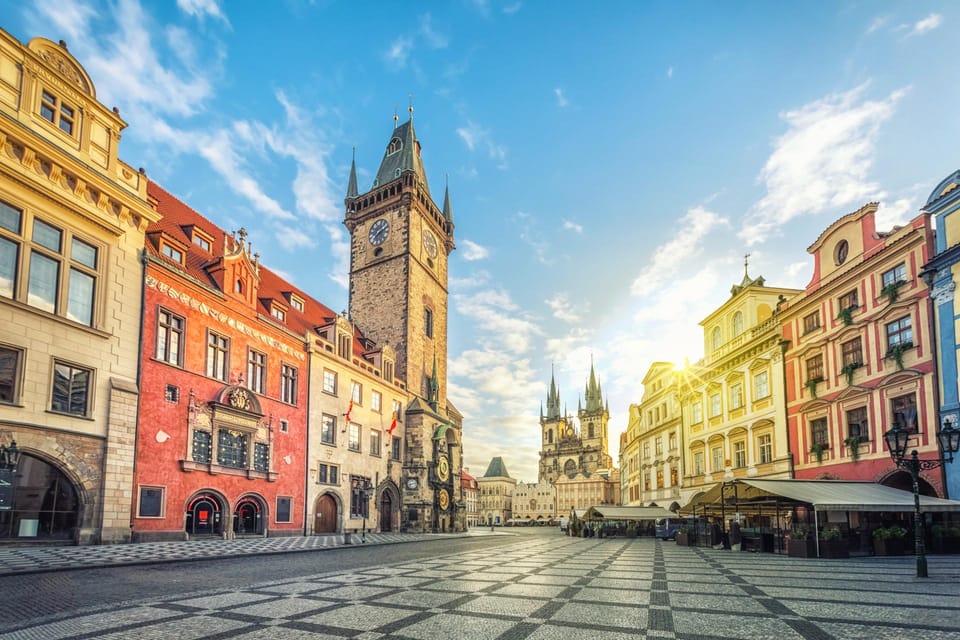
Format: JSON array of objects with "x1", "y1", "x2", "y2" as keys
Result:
[{"x1": 346, "y1": 146, "x2": 358, "y2": 199}]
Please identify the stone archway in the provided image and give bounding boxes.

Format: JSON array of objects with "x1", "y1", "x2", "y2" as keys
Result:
[
  {"x1": 233, "y1": 494, "x2": 267, "y2": 536},
  {"x1": 185, "y1": 490, "x2": 227, "y2": 536},
  {"x1": 880, "y1": 469, "x2": 939, "y2": 497},
  {"x1": 0, "y1": 452, "x2": 80, "y2": 542}
]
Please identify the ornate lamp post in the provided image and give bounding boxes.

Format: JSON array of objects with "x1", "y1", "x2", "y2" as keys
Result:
[
  {"x1": 351, "y1": 476, "x2": 373, "y2": 543},
  {"x1": 0, "y1": 433, "x2": 21, "y2": 512},
  {"x1": 883, "y1": 417, "x2": 960, "y2": 578}
]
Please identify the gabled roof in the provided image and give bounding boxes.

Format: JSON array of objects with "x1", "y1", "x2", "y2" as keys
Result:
[
  {"x1": 373, "y1": 118, "x2": 430, "y2": 196},
  {"x1": 483, "y1": 456, "x2": 511, "y2": 478}
]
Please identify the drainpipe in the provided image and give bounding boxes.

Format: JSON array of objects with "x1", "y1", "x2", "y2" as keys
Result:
[
  {"x1": 303, "y1": 337, "x2": 312, "y2": 536},
  {"x1": 779, "y1": 338, "x2": 795, "y2": 476},
  {"x1": 129, "y1": 248, "x2": 149, "y2": 543}
]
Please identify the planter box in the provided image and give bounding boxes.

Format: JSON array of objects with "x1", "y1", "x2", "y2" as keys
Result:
[
  {"x1": 787, "y1": 539, "x2": 816, "y2": 558},
  {"x1": 675, "y1": 531, "x2": 690, "y2": 546},
  {"x1": 818, "y1": 539, "x2": 849, "y2": 559},
  {"x1": 874, "y1": 537, "x2": 907, "y2": 556},
  {"x1": 930, "y1": 538, "x2": 960, "y2": 554}
]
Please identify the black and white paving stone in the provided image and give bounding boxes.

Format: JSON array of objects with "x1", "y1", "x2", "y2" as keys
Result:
[{"x1": 2, "y1": 537, "x2": 959, "y2": 639}]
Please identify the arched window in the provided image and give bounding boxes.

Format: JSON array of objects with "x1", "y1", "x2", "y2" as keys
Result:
[
  {"x1": 732, "y1": 311, "x2": 743, "y2": 336},
  {"x1": 711, "y1": 327, "x2": 722, "y2": 351},
  {"x1": 235, "y1": 279, "x2": 243, "y2": 294},
  {"x1": 387, "y1": 137, "x2": 402, "y2": 154},
  {"x1": 547, "y1": 429, "x2": 553, "y2": 444}
]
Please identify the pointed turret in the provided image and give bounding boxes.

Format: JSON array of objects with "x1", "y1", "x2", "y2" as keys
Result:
[
  {"x1": 346, "y1": 147, "x2": 359, "y2": 199},
  {"x1": 545, "y1": 366, "x2": 561, "y2": 420},
  {"x1": 585, "y1": 359, "x2": 603, "y2": 412},
  {"x1": 373, "y1": 110, "x2": 430, "y2": 196},
  {"x1": 442, "y1": 175, "x2": 454, "y2": 225}
]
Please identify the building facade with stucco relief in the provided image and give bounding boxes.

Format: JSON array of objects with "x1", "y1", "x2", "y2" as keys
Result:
[
  {"x1": 511, "y1": 481, "x2": 557, "y2": 522},
  {"x1": 635, "y1": 362, "x2": 684, "y2": 510},
  {"x1": 0, "y1": 31, "x2": 159, "y2": 544}
]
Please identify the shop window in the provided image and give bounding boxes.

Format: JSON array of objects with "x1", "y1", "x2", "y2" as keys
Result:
[{"x1": 137, "y1": 486, "x2": 164, "y2": 518}]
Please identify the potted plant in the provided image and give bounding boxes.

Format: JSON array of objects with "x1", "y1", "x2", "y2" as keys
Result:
[
  {"x1": 844, "y1": 435, "x2": 867, "y2": 461},
  {"x1": 880, "y1": 280, "x2": 905, "y2": 304},
  {"x1": 818, "y1": 527, "x2": 849, "y2": 558},
  {"x1": 809, "y1": 442, "x2": 828, "y2": 464},
  {"x1": 840, "y1": 362, "x2": 860, "y2": 385},
  {"x1": 837, "y1": 306, "x2": 856, "y2": 326},
  {"x1": 805, "y1": 377, "x2": 824, "y2": 399},
  {"x1": 930, "y1": 525, "x2": 960, "y2": 554},
  {"x1": 872, "y1": 526, "x2": 909, "y2": 556},
  {"x1": 675, "y1": 525, "x2": 690, "y2": 546},
  {"x1": 885, "y1": 343, "x2": 912, "y2": 371},
  {"x1": 787, "y1": 529, "x2": 816, "y2": 558}
]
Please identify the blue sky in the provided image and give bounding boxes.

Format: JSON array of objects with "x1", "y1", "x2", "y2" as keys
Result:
[{"x1": 9, "y1": 1, "x2": 958, "y2": 482}]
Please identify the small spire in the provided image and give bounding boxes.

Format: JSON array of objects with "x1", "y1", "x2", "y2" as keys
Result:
[
  {"x1": 346, "y1": 146, "x2": 359, "y2": 199},
  {"x1": 442, "y1": 174, "x2": 454, "y2": 224},
  {"x1": 408, "y1": 93, "x2": 414, "y2": 120}
]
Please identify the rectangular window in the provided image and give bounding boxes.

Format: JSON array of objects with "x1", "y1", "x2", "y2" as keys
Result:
[
  {"x1": 348, "y1": 423, "x2": 361, "y2": 452},
  {"x1": 643, "y1": 443, "x2": 650, "y2": 460},
  {"x1": 281, "y1": 364, "x2": 298, "y2": 404},
  {"x1": 247, "y1": 350, "x2": 266, "y2": 394},
  {"x1": 753, "y1": 371, "x2": 770, "y2": 399},
  {"x1": 137, "y1": 486, "x2": 164, "y2": 518},
  {"x1": 321, "y1": 413, "x2": 336, "y2": 445},
  {"x1": 709, "y1": 393, "x2": 721, "y2": 417},
  {"x1": 811, "y1": 417, "x2": 828, "y2": 446},
  {"x1": 371, "y1": 390, "x2": 382, "y2": 413},
  {"x1": 392, "y1": 400, "x2": 403, "y2": 422},
  {"x1": 0, "y1": 345, "x2": 23, "y2": 403},
  {"x1": 164, "y1": 384, "x2": 179, "y2": 403},
  {"x1": 730, "y1": 382, "x2": 743, "y2": 410},
  {"x1": 156, "y1": 308, "x2": 184, "y2": 365},
  {"x1": 351, "y1": 381, "x2": 362, "y2": 404},
  {"x1": 424, "y1": 307, "x2": 434, "y2": 338},
  {"x1": 192, "y1": 234, "x2": 211, "y2": 252},
  {"x1": 318, "y1": 463, "x2": 340, "y2": 485},
  {"x1": 847, "y1": 406, "x2": 868, "y2": 439},
  {"x1": 694, "y1": 451, "x2": 704, "y2": 475},
  {"x1": 806, "y1": 355, "x2": 824, "y2": 380},
  {"x1": 322, "y1": 369, "x2": 337, "y2": 394},
  {"x1": 839, "y1": 289, "x2": 859, "y2": 310},
  {"x1": 841, "y1": 338, "x2": 863, "y2": 367},
  {"x1": 655, "y1": 438, "x2": 663, "y2": 456},
  {"x1": 886, "y1": 316, "x2": 913, "y2": 349},
  {"x1": 40, "y1": 89, "x2": 76, "y2": 135},
  {"x1": 391, "y1": 436, "x2": 401, "y2": 461},
  {"x1": 206, "y1": 332, "x2": 229, "y2": 381},
  {"x1": 733, "y1": 441, "x2": 746, "y2": 468},
  {"x1": 803, "y1": 311, "x2": 820, "y2": 334},
  {"x1": 882, "y1": 263, "x2": 907, "y2": 288},
  {"x1": 276, "y1": 497, "x2": 292, "y2": 523},
  {"x1": 217, "y1": 429, "x2": 249, "y2": 468},
  {"x1": 692, "y1": 401, "x2": 703, "y2": 423},
  {"x1": 51, "y1": 361, "x2": 91, "y2": 416},
  {"x1": 668, "y1": 433, "x2": 677, "y2": 451},
  {"x1": 271, "y1": 306, "x2": 286, "y2": 322},
  {"x1": 711, "y1": 446, "x2": 724, "y2": 472},
  {"x1": 279, "y1": 419, "x2": 288, "y2": 433},
  {"x1": 370, "y1": 429, "x2": 382, "y2": 456},
  {"x1": 891, "y1": 394, "x2": 918, "y2": 432},
  {"x1": 758, "y1": 434, "x2": 773, "y2": 464},
  {"x1": 290, "y1": 297, "x2": 304, "y2": 312},
  {"x1": 192, "y1": 430, "x2": 212, "y2": 463},
  {"x1": 161, "y1": 243, "x2": 183, "y2": 264},
  {"x1": 253, "y1": 442, "x2": 270, "y2": 472}
]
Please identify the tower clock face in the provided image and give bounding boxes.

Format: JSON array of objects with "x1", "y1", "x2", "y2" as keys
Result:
[
  {"x1": 437, "y1": 455, "x2": 449, "y2": 481},
  {"x1": 422, "y1": 229, "x2": 438, "y2": 258},
  {"x1": 369, "y1": 219, "x2": 390, "y2": 246},
  {"x1": 438, "y1": 488, "x2": 450, "y2": 511}
]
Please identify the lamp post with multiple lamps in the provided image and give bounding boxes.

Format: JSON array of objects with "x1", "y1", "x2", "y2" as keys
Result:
[
  {"x1": 0, "y1": 432, "x2": 21, "y2": 511},
  {"x1": 351, "y1": 476, "x2": 374, "y2": 543},
  {"x1": 883, "y1": 417, "x2": 960, "y2": 578}
]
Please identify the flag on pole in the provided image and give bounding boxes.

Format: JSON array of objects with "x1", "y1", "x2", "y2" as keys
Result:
[
  {"x1": 387, "y1": 411, "x2": 398, "y2": 435},
  {"x1": 343, "y1": 399, "x2": 353, "y2": 423}
]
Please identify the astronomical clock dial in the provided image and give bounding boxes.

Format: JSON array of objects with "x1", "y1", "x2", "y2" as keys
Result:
[
  {"x1": 406, "y1": 477, "x2": 419, "y2": 490},
  {"x1": 438, "y1": 488, "x2": 450, "y2": 511},
  {"x1": 369, "y1": 219, "x2": 390, "y2": 246},
  {"x1": 422, "y1": 229, "x2": 438, "y2": 259},
  {"x1": 437, "y1": 455, "x2": 449, "y2": 482}
]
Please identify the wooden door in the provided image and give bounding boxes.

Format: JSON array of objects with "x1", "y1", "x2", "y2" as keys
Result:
[{"x1": 314, "y1": 494, "x2": 337, "y2": 533}]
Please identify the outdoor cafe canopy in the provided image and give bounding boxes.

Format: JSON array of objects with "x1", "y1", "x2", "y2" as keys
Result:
[
  {"x1": 683, "y1": 478, "x2": 960, "y2": 513},
  {"x1": 581, "y1": 505, "x2": 675, "y2": 521}
]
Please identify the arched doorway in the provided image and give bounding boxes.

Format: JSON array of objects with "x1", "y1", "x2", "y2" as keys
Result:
[
  {"x1": 379, "y1": 492, "x2": 393, "y2": 532},
  {"x1": 0, "y1": 453, "x2": 80, "y2": 541},
  {"x1": 233, "y1": 495, "x2": 265, "y2": 536},
  {"x1": 881, "y1": 470, "x2": 939, "y2": 497},
  {"x1": 186, "y1": 492, "x2": 223, "y2": 536},
  {"x1": 314, "y1": 493, "x2": 337, "y2": 534}
]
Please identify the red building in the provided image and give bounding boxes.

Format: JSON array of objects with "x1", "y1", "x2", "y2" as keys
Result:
[
  {"x1": 781, "y1": 203, "x2": 943, "y2": 496},
  {"x1": 132, "y1": 182, "x2": 313, "y2": 540}
]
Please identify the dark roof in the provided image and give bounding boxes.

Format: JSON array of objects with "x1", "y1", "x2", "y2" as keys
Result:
[
  {"x1": 373, "y1": 119, "x2": 430, "y2": 196},
  {"x1": 483, "y1": 456, "x2": 511, "y2": 478}
]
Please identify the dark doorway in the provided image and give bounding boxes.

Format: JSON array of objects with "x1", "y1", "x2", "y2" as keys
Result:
[
  {"x1": 186, "y1": 494, "x2": 222, "y2": 536},
  {"x1": 314, "y1": 494, "x2": 337, "y2": 533},
  {"x1": 0, "y1": 454, "x2": 79, "y2": 541},
  {"x1": 233, "y1": 496, "x2": 263, "y2": 535},
  {"x1": 379, "y1": 492, "x2": 393, "y2": 532}
]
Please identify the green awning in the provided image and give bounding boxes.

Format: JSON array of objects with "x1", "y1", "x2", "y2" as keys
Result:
[{"x1": 432, "y1": 424, "x2": 450, "y2": 440}]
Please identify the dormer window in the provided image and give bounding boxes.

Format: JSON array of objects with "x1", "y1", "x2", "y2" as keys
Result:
[
  {"x1": 271, "y1": 306, "x2": 286, "y2": 322},
  {"x1": 192, "y1": 231, "x2": 212, "y2": 252},
  {"x1": 289, "y1": 294, "x2": 304, "y2": 312},
  {"x1": 235, "y1": 279, "x2": 244, "y2": 294},
  {"x1": 387, "y1": 137, "x2": 402, "y2": 155},
  {"x1": 161, "y1": 243, "x2": 184, "y2": 264},
  {"x1": 40, "y1": 89, "x2": 76, "y2": 136}
]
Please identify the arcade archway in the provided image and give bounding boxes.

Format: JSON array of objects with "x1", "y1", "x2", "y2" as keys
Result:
[{"x1": 0, "y1": 453, "x2": 80, "y2": 541}]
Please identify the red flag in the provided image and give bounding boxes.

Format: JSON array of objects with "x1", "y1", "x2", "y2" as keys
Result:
[
  {"x1": 387, "y1": 411, "x2": 398, "y2": 436},
  {"x1": 343, "y1": 399, "x2": 353, "y2": 423}
]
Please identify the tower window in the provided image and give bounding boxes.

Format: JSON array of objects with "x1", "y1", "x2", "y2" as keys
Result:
[
  {"x1": 387, "y1": 137, "x2": 402, "y2": 154},
  {"x1": 424, "y1": 307, "x2": 434, "y2": 338}
]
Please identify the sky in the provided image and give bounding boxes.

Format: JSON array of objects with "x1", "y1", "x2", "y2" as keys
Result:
[{"x1": 8, "y1": 1, "x2": 960, "y2": 483}]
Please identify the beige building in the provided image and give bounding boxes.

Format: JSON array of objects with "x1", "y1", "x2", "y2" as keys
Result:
[
  {"x1": 0, "y1": 32, "x2": 159, "y2": 544},
  {"x1": 629, "y1": 363, "x2": 683, "y2": 510},
  {"x1": 478, "y1": 456, "x2": 515, "y2": 526},
  {"x1": 556, "y1": 469, "x2": 620, "y2": 513},
  {"x1": 679, "y1": 266, "x2": 800, "y2": 506},
  {"x1": 512, "y1": 481, "x2": 557, "y2": 523}
]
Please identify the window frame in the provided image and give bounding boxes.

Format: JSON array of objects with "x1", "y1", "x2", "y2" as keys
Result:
[
  {"x1": 370, "y1": 429, "x2": 382, "y2": 457},
  {"x1": 156, "y1": 307, "x2": 185, "y2": 366},
  {"x1": 371, "y1": 390, "x2": 382, "y2": 413},
  {"x1": 424, "y1": 306, "x2": 434, "y2": 338},
  {"x1": 322, "y1": 369, "x2": 337, "y2": 395},
  {"x1": 136, "y1": 485, "x2": 165, "y2": 519},
  {"x1": 839, "y1": 289, "x2": 859, "y2": 311},
  {"x1": 276, "y1": 496, "x2": 292, "y2": 523},
  {"x1": 881, "y1": 263, "x2": 907, "y2": 289},
  {"x1": 810, "y1": 417, "x2": 829, "y2": 446},
  {"x1": 318, "y1": 462, "x2": 340, "y2": 485},
  {"x1": 891, "y1": 394, "x2": 918, "y2": 432},
  {"x1": 753, "y1": 370, "x2": 770, "y2": 400},
  {"x1": 806, "y1": 354, "x2": 824, "y2": 381},
  {"x1": 247, "y1": 349, "x2": 266, "y2": 394},
  {"x1": 350, "y1": 380, "x2": 362, "y2": 405},
  {"x1": 0, "y1": 344, "x2": 24, "y2": 405},
  {"x1": 732, "y1": 440, "x2": 746, "y2": 468},
  {"x1": 846, "y1": 406, "x2": 868, "y2": 439},
  {"x1": 729, "y1": 382, "x2": 744, "y2": 410},
  {"x1": 321, "y1": 413, "x2": 337, "y2": 446},
  {"x1": 39, "y1": 88, "x2": 77, "y2": 136},
  {"x1": 206, "y1": 331, "x2": 229, "y2": 381},
  {"x1": 886, "y1": 316, "x2": 913, "y2": 349},
  {"x1": 50, "y1": 359, "x2": 93, "y2": 417},
  {"x1": 348, "y1": 423, "x2": 361, "y2": 452},
  {"x1": 841, "y1": 337, "x2": 863, "y2": 368},
  {"x1": 757, "y1": 433, "x2": 773, "y2": 464},
  {"x1": 802, "y1": 311, "x2": 821, "y2": 334},
  {"x1": 281, "y1": 363, "x2": 298, "y2": 405}
]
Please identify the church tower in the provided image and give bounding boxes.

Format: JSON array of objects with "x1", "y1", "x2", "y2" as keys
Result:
[{"x1": 345, "y1": 108, "x2": 463, "y2": 532}]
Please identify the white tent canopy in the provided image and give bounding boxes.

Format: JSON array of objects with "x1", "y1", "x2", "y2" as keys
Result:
[
  {"x1": 684, "y1": 478, "x2": 960, "y2": 513},
  {"x1": 582, "y1": 505, "x2": 675, "y2": 521}
]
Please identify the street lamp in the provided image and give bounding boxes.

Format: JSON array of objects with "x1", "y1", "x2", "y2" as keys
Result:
[
  {"x1": 0, "y1": 436, "x2": 19, "y2": 471},
  {"x1": 883, "y1": 417, "x2": 960, "y2": 578},
  {"x1": 352, "y1": 477, "x2": 374, "y2": 543},
  {"x1": 0, "y1": 433, "x2": 20, "y2": 512}
]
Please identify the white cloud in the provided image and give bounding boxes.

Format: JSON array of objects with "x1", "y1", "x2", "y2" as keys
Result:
[
  {"x1": 546, "y1": 293, "x2": 583, "y2": 323},
  {"x1": 875, "y1": 197, "x2": 915, "y2": 231},
  {"x1": 456, "y1": 121, "x2": 483, "y2": 151},
  {"x1": 784, "y1": 260, "x2": 811, "y2": 287},
  {"x1": 454, "y1": 288, "x2": 541, "y2": 353},
  {"x1": 503, "y1": 2, "x2": 522, "y2": 15},
  {"x1": 176, "y1": 0, "x2": 229, "y2": 24},
  {"x1": 461, "y1": 239, "x2": 490, "y2": 261},
  {"x1": 554, "y1": 87, "x2": 569, "y2": 108},
  {"x1": 456, "y1": 120, "x2": 509, "y2": 168},
  {"x1": 910, "y1": 13, "x2": 942, "y2": 36},
  {"x1": 866, "y1": 15, "x2": 889, "y2": 35},
  {"x1": 667, "y1": 66, "x2": 674, "y2": 78},
  {"x1": 563, "y1": 220, "x2": 583, "y2": 233},
  {"x1": 739, "y1": 82, "x2": 906, "y2": 245},
  {"x1": 631, "y1": 206, "x2": 729, "y2": 296},
  {"x1": 384, "y1": 36, "x2": 414, "y2": 68},
  {"x1": 419, "y1": 13, "x2": 449, "y2": 48},
  {"x1": 274, "y1": 224, "x2": 317, "y2": 251}
]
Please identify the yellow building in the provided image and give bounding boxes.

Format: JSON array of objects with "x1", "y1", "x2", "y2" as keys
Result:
[
  {"x1": 679, "y1": 266, "x2": 800, "y2": 507},
  {"x1": 0, "y1": 32, "x2": 159, "y2": 543},
  {"x1": 633, "y1": 363, "x2": 683, "y2": 510},
  {"x1": 555, "y1": 469, "x2": 620, "y2": 512},
  {"x1": 512, "y1": 480, "x2": 557, "y2": 523}
]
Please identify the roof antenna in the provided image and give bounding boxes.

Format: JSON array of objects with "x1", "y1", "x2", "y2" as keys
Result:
[{"x1": 393, "y1": 102, "x2": 399, "y2": 129}]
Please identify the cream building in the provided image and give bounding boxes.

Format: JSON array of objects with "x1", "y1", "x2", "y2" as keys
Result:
[
  {"x1": 461, "y1": 469, "x2": 479, "y2": 528},
  {"x1": 556, "y1": 469, "x2": 620, "y2": 513},
  {"x1": 512, "y1": 481, "x2": 557, "y2": 523},
  {"x1": 679, "y1": 266, "x2": 800, "y2": 507},
  {"x1": 634, "y1": 363, "x2": 683, "y2": 510},
  {"x1": 477, "y1": 456, "x2": 515, "y2": 526},
  {"x1": 0, "y1": 32, "x2": 159, "y2": 544}
]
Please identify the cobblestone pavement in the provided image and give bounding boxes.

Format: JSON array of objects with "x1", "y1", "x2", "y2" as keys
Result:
[
  {"x1": 0, "y1": 530, "x2": 495, "y2": 576},
  {"x1": 2, "y1": 536, "x2": 959, "y2": 639}
]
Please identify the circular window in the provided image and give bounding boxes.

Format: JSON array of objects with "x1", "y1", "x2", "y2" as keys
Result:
[{"x1": 835, "y1": 240, "x2": 849, "y2": 265}]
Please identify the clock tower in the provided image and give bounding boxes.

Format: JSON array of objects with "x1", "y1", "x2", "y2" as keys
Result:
[{"x1": 344, "y1": 109, "x2": 464, "y2": 532}]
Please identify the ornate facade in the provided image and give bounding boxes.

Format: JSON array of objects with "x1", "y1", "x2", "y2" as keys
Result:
[
  {"x1": 478, "y1": 457, "x2": 515, "y2": 526},
  {"x1": 629, "y1": 363, "x2": 683, "y2": 509}
]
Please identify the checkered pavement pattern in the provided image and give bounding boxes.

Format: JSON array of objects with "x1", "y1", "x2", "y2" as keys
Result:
[{"x1": 3, "y1": 537, "x2": 960, "y2": 640}]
